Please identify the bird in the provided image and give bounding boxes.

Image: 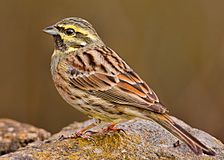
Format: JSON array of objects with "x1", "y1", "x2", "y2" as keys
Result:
[{"x1": 43, "y1": 17, "x2": 215, "y2": 156}]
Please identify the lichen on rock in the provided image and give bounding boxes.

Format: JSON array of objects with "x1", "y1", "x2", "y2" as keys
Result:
[{"x1": 0, "y1": 118, "x2": 223, "y2": 160}]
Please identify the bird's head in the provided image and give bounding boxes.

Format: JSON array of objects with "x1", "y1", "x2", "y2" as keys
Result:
[{"x1": 43, "y1": 17, "x2": 102, "y2": 51}]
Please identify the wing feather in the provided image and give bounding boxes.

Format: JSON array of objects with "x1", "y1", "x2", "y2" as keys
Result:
[{"x1": 66, "y1": 46, "x2": 168, "y2": 113}]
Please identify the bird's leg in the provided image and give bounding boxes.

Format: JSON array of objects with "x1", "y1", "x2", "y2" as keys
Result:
[
  {"x1": 105, "y1": 122, "x2": 119, "y2": 132},
  {"x1": 106, "y1": 122, "x2": 125, "y2": 133},
  {"x1": 96, "y1": 122, "x2": 126, "y2": 135},
  {"x1": 75, "y1": 122, "x2": 98, "y2": 137},
  {"x1": 59, "y1": 119, "x2": 100, "y2": 140}
]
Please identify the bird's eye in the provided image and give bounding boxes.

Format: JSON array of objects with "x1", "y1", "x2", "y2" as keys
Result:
[{"x1": 65, "y1": 28, "x2": 75, "y2": 35}]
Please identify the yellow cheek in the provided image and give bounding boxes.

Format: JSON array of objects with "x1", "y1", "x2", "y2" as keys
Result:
[
  {"x1": 66, "y1": 47, "x2": 77, "y2": 52},
  {"x1": 60, "y1": 33, "x2": 73, "y2": 41},
  {"x1": 60, "y1": 33, "x2": 86, "y2": 47}
]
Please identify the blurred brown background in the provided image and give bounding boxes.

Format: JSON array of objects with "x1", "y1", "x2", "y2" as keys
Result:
[{"x1": 0, "y1": 1, "x2": 223, "y2": 141}]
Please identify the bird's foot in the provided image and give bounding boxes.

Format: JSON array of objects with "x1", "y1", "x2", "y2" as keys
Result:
[
  {"x1": 58, "y1": 120, "x2": 98, "y2": 141},
  {"x1": 95, "y1": 122, "x2": 126, "y2": 136},
  {"x1": 58, "y1": 121, "x2": 126, "y2": 140},
  {"x1": 58, "y1": 129, "x2": 97, "y2": 142}
]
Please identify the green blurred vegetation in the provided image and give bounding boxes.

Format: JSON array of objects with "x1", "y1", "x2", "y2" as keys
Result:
[{"x1": 0, "y1": 1, "x2": 223, "y2": 141}]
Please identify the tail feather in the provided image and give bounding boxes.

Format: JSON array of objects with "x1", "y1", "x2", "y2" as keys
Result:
[{"x1": 148, "y1": 113, "x2": 216, "y2": 156}]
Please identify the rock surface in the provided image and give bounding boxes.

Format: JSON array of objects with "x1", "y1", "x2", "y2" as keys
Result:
[
  {"x1": 0, "y1": 118, "x2": 223, "y2": 160},
  {"x1": 0, "y1": 119, "x2": 50, "y2": 156}
]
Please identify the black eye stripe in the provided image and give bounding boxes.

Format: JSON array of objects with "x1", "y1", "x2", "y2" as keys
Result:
[
  {"x1": 76, "y1": 31, "x2": 85, "y2": 35},
  {"x1": 56, "y1": 26, "x2": 64, "y2": 32}
]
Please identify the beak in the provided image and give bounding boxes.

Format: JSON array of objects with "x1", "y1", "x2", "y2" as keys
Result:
[{"x1": 43, "y1": 25, "x2": 59, "y2": 35}]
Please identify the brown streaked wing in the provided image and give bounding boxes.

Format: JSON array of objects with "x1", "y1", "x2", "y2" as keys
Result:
[
  {"x1": 117, "y1": 71, "x2": 160, "y2": 103},
  {"x1": 114, "y1": 71, "x2": 168, "y2": 113},
  {"x1": 67, "y1": 46, "x2": 168, "y2": 114},
  {"x1": 70, "y1": 73, "x2": 117, "y2": 91},
  {"x1": 69, "y1": 72, "x2": 167, "y2": 113}
]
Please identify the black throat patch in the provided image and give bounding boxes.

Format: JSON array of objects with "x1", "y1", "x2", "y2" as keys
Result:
[{"x1": 53, "y1": 35, "x2": 67, "y2": 51}]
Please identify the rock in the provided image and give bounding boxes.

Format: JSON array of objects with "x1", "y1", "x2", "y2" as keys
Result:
[
  {"x1": 0, "y1": 119, "x2": 50, "y2": 156},
  {"x1": 0, "y1": 118, "x2": 223, "y2": 160}
]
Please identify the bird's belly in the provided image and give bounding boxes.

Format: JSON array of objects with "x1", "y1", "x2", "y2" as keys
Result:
[{"x1": 53, "y1": 77, "x2": 129, "y2": 122}]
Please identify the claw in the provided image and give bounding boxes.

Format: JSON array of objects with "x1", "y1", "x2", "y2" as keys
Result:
[
  {"x1": 58, "y1": 134, "x2": 66, "y2": 140},
  {"x1": 116, "y1": 128, "x2": 126, "y2": 134},
  {"x1": 58, "y1": 133, "x2": 77, "y2": 140},
  {"x1": 85, "y1": 130, "x2": 98, "y2": 135},
  {"x1": 75, "y1": 130, "x2": 97, "y2": 143},
  {"x1": 106, "y1": 123, "x2": 124, "y2": 132},
  {"x1": 75, "y1": 130, "x2": 84, "y2": 137}
]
